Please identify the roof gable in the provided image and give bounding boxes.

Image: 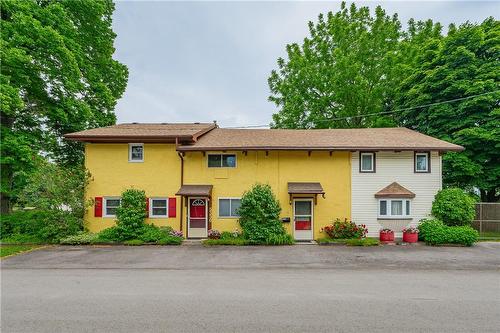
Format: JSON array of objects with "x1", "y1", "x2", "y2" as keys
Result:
[{"x1": 374, "y1": 182, "x2": 416, "y2": 198}]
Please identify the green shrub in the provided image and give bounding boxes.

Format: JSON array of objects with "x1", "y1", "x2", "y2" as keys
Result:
[
  {"x1": 138, "y1": 224, "x2": 166, "y2": 243},
  {"x1": 115, "y1": 189, "x2": 147, "y2": 239},
  {"x1": 418, "y1": 218, "x2": 445, "y2": 241},
  {"x1": 238, "y1": 183, "x2": 289, "y2": 244},
  {"x1": 124, "y1": 239, "x2": 144, "y2": 246},
  {"x1": 60, "y1": 232, "x2": 98, "y2": 245},
  {"x1": 95, "y1": 226, "x2": 122, "y2": 242},
  {"x1": 322, "y1": 218, "x2": 368, "y2": 239},
  {"x1": 420, "y1": 219, "x2": 478, "y2": 247},
  {"x1": 1, "y1": 234, "x2": 44, "y2": 244},
  {"x1": 157, "y1": 236, "x2": 183, "y2": 245},
  {"x1": 431, "y1": 188, "x2": 476, "y2": 226},
  {"x1": 265, "y1": 233, "x2": 294, "y2": 245},
  {"x1": 1, "y1": 210, "x2": 80, "y2": 243}
]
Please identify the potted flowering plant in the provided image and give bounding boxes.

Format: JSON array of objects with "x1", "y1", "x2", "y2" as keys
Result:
[
  {"x1": 207, "y1": 229, "x2": 221, "y2": 239},
  {"x1": 379, "y1": 228, "x2": 394, "y2": 242},
  {"x1": 402, "y1": 227, "x2": 419, "y2": 243}
]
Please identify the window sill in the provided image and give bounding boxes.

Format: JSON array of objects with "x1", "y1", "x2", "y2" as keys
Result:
[
  {"x1": 377, "y1": 217, "x2": 413, "y2": 220},
  {"x1": 149, "y1": 216, "x2": 168, "y2": 219},
  {"x1": 217, "y1": 216, "x2": 240, "y2": 219},
  {"x1": 128, "y1": 160, "x2": 144, "y2": 163}
]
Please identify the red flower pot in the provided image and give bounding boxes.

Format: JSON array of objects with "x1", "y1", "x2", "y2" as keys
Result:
[
  {"x1": 403, "y1": 232, "x2": 418, "y2": 243},
  {"x1": 379, "y1": 231, "x2": 395, "y2": 242}
]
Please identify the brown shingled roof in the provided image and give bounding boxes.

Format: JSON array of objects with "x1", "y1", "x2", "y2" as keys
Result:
[
  {"x1": 64, "y1": 123, "x2": 216, "y2": 143},
  {"x1": 177, "y1": 127, "x2": 463, "y2": 152},
  {"x1": 375, "y1": 182, "x2": 416, "y2": 198},
  {"x1": 176, "y1": 185, "x2": 213, "y2": 197},
  {"x1": 288, "y1": 182, "x2": 325, "y2": 194}
]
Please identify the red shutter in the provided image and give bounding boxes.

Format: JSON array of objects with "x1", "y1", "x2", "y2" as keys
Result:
[
  {"x1": 145, "y1": 198, "x2": 149, "y2": 217},
  {"x1": 168, "y1": 197, "x2": 176, "y2": 217},
  {"x1": 94, "y1": 197, "x2": 103, "y2": 217}
]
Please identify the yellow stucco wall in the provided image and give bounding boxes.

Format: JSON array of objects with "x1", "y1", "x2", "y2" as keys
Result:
[
  {"x1": 183, "y1": 151, "x2": 351, "y2": 240},
  {"x1": 84, "y1": 143, "x2": 181, "y2": 232},
  {"x1": 85, "y1": 144, "x2": 351, "y2": 239}
]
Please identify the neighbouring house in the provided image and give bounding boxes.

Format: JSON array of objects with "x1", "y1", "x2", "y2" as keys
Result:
[{"x1": 65, "y1": 122, "x2": 463, "y2": 240}]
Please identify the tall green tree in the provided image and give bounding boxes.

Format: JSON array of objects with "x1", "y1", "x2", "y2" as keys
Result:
[
  {"x1": 395, "y1": 18, "x2": 500, "y2": 201},
  {"x1": 1, "y1": 0, "x2": 128, "y2": 212},
  {"x1": 268, "y1": 2, "x2": 402, "y2": 129}
]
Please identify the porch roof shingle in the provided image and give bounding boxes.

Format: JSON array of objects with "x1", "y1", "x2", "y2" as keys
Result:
[
  {"x1": 374, "y1": 182, "x2": 416, "y2": 198},
  {"x1": 176, "y1": 185, "x2": 213, "y2": 197},
  {"x1": 288, "y1": 182, "x2": 325, "y2": 195}
]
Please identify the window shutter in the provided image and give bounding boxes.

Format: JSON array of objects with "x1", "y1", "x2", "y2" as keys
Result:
[
  {"x1": 145, "y1": 198, "x2": 149, "y2": 217},
  {"x1": 168, "y1": 198, "x2": 176, "y2": 217},
  {"x1": 94, "y1": 197, "x2": 103, "y2": 217}
]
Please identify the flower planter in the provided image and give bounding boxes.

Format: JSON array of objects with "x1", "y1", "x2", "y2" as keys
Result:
[
  {"x1": 403, "y1": 232, "x2": 418, "y2": 243},
  {"x1": 379, "y1": 231, "x2": 395, "y2": 242}
]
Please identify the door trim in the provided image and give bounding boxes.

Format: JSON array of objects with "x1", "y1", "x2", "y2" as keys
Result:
[
  {"x1": 293, "y1": 198, "x2": 314, "y2": 241},
  {"x1": 187, "y1": 196, "x2": 208, "y2": 239}
]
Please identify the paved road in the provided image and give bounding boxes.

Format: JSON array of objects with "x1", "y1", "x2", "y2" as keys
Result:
[{"x1": 2, "y1": 243, "x2": 500, "y2": 332}]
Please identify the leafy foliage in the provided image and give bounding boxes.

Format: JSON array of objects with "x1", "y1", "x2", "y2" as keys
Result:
[
  {"x1": 269, "y1": 2, "x2": 402, "y2": 129},
  {"x1": 1, "y1": 209, "x2": 80, "y2": 243},
  {"x1": 418, "y1": 218, "x2": 478, "y2": 246},
  {"x1": 238, "y1": 183, "x2": 289, "y2": 244},
  {"x1": 115, "y1": 189, "x2": 147, "y2": 240},
  {"x1": 203, "y1": 238, "x2": 250, "y2": 246},
  {"x1": 322, "y1": 218, "x2": 368, "y2": 239},
  {"x1": 19, "y1": 159, "x2": 91, "y2": 219},
  {"x1": 432, "y1": 188, "x2": 476, "y2": 226},
  {"x1": 124, "y1": 239, "x2": 144, "y2": 246},
  {"x1": 1, "y1": 0, "x2": 128, "y2": 212},
  {"x1": 395, "y1": 18, "x2": 500, "y2": 201},
  {"x1": 60, "y1": 232, "x2": 98, "y2": 245}
]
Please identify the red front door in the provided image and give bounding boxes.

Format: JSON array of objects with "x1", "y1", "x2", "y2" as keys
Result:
[{"x1": 188, "y1": 198, "x2": 207, "y2": 238}]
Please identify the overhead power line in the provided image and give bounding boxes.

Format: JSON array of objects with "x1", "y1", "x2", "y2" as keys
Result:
[{"x1": 224, "y1": 90, "x2": 500, "y2": 129}]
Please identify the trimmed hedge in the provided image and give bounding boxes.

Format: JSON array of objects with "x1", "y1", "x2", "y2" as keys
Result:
[{"x1": 418, "y1": 218, "x2": 478, "y2": 246}]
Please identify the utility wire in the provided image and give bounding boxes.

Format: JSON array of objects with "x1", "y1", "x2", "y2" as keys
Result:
[{"x1": 223, "y1": 90, "x2": 500, "y2": 129}]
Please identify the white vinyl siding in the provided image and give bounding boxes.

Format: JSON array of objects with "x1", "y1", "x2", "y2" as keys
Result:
[{"x1": 351, "y1": 151, "x2": 441, "y2": 237}]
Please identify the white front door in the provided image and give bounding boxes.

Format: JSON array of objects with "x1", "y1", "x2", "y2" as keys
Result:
[
  {"x1": 188, "y1": 197, "x2": 208, "y2": 238},
  {"x1": 293, "y1": 199, "x2": 313, "y2": 241}
]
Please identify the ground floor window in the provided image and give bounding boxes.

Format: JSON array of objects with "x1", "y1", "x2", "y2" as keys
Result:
[
  {"x1": 150, "y1": 198, "x2": 168, "y2": 217},
  {"x1": 104, "y1": 197, "x2": 121, "y2": 217},
  {"x1": 218, "y1": 198, "x2": 241, "y2": 217},
  {"x1": 378, "y1": 199, "x2": 411, "y2": 218}
]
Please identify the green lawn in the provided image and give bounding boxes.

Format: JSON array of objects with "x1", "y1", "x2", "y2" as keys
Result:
[
  {"x1": 316, "y1": 237, "x2": 380, "y2": 246},
  {"x1": 0, "y1": 245, "x2": 41, "y2": 258}
]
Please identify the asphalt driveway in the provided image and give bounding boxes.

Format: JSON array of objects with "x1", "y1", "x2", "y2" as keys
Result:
[{"x1": 2, "y1": 243, "x2": 500, "y2": 332}]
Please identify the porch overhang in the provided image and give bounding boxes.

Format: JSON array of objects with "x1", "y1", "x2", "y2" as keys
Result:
[
  {"x1": 288, "y1": 182, "x2": 325, "y2": 204},
  {"x1": 176, "y1": 185, "x2": 213, "y2": 197}
]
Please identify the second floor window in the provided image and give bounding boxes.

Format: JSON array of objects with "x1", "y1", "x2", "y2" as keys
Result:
[
  {"x1": 360, "y1": 152, "x2": 375, "y2": 172},
  {"x1": 129, "y1": 143, "x2": 144, "y2": 162},
  {"x1": 208, "y1": 154, "x2": 236, "y2": 168},
  {"x1": 415, "y1": 152, "x2": 430, "y2": 173}
]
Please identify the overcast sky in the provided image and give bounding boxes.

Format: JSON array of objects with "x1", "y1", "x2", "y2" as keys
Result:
[{"x1": 112, "y1": 1, "x2": 498, "y2": 127}]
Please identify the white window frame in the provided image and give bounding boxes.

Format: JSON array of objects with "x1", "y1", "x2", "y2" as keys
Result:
[
  {"x1": 360, "y1": 152, "x2": 375, "y2": 172},
  {"x1": 103, "y1": 197, "x2": 121, "y2": 218},
  {"x1": 415, "y1": 152, "x2": 429, "y2": 173},
  {"x1": 218, "y1": 197, "x2": 241, "y2": 218},
  {"x1": 149, "y1": 197, "x2": 168, "y2": 218},
  {"x1": 378, "y1": 199, "x2": 411, "y2": 219},
  {"x1": 128, "y1": 143, "x2": 144, "y2": 163},
  {"x1": 207, "y1": 154, "x2": 237, "y2": 168}
]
